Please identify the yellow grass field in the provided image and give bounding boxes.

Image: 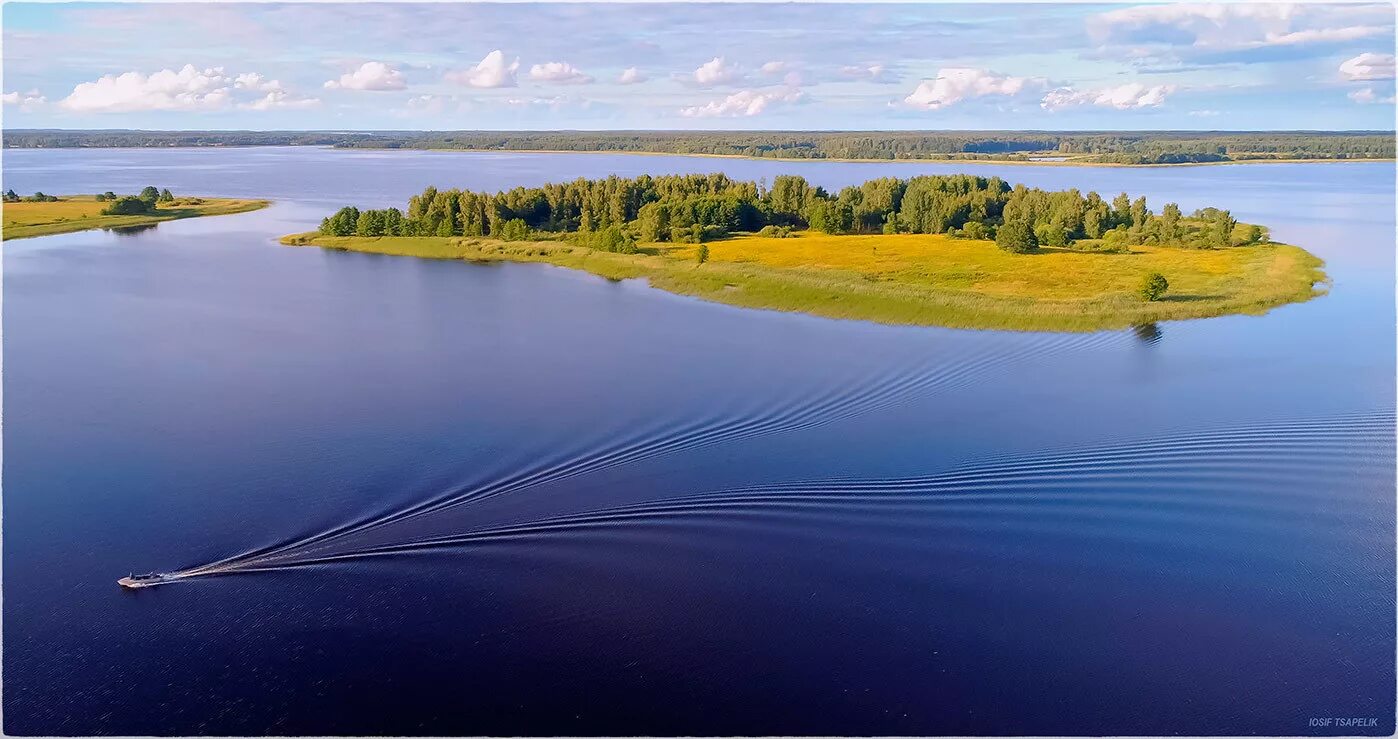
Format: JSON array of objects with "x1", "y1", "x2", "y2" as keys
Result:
[
  {"x1": 3, "y1": 195, "x2": 270, "y2": 241},
  {"x1": 281, "y1": 231, "x2": 1327, "y2": 332}
]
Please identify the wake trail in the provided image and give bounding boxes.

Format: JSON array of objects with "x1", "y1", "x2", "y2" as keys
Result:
[
  {"x1": 176, "y1": 330, "x2": 1130, "y2": 576},
  {"x1": 178, "y1": 409, "x2": 1396, "y2": 575}
]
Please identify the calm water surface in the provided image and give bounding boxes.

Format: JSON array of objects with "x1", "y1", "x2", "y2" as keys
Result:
[{"x1": 3, "y1": 148, "x2": 1394, "y2": 735}]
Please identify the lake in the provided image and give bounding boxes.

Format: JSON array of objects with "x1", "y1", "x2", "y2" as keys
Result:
[{"x1": 3, "y1": 147, "x2": 1393, "y2": 735}]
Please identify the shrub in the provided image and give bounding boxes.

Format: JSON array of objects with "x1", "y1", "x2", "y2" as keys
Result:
[
  {"x1": 101, "y1": 196, "x2": 156, "y2": 216},
  {"x1": 158, "y1": 188, "x2": 175, "y2": 203},
  {"x1": 960, "y1": 221, "x2": 989, "y2": 240},
  {"x1": 1139, "y1": 272, "x2": 1169, "y2": 301},
  {"x1": 995, "y1": 220, "x2": 1038, "y2": 253},
  {"x1": 757, "y1": 225, "x2": 793, "y2": 238},
  {"x1": 696, "y1": 243, "x2": 709, "y2": 265},
  {"x1": 587, "y1": 225, "x2": 638, "y2": 253}
]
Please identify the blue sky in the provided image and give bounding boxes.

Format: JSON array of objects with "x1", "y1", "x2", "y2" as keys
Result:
[{"x1": 3, "y1": 2, "x2": 1394, "y2": 130}]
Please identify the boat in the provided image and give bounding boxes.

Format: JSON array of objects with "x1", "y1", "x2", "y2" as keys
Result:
[{"x1": 117, "y1": 572, "x2": 176, "y2": 589}]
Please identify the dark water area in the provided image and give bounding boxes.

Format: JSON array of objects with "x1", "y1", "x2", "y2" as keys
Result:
[{"x1": 3, "y1": 147, "x2": 1393, "y2": 735}]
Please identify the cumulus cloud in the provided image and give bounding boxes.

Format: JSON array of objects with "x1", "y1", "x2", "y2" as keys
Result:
[
  {"x1": 1349, "y1": 87, "x2": 1395, "y2": 104},
  {"x1": 679, "y1": 87, "x2": 804, "y2": 117},
  {"x1": 1041, "y1": 83, "x2": 1176, "y2": 111},
  {"x1": 529, "y1": 61, "x2": 593, "y2": 84},
  {"x1": 617, "y1": 67, "x2": 646, "y2": 85},
  {"x1": 2, "y1": 89, "x2": 47, "y2": 111},
  {"x1": 903, "y1": 68, "x2": 1033, "y2": 110},
  {"x1": 1089, "y1": 3, "x2": 1391, "y2": 62},
  {"x1": 693, "y1": 56, "x2": 742, "y2": 86},
  {"x1": 840, "y1": 63, "x2": 895, "y2": 83},
  {"x1": 234, "y1": 72, "x2": 281, "y2": 92},
  {"x1": 57, "y1": 65, "x2": 318, "y2": 113},
  {"x1": 446, "y1": 50, "x2": 519, "y2": 88},
  {"x1": 240, "y1": 88, "x2": 321, "y2": 110},
  {"x1": 324, "y1": 61, "x2": 406, "y2": 91},
  {"x1": 60, "y1": 65, "x2": 235, "y2": 112},
  {"x1": 1340, "y1": 52, "x2": 1395, "y2": 81}
]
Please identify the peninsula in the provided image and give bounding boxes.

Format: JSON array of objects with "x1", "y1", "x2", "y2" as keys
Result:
[
  {"x1": 3, "y1": 188, "x2": 269, "y2": 240},
  {"x1": 283, "y1": 173, "x2": 1326, "y2": 332}
]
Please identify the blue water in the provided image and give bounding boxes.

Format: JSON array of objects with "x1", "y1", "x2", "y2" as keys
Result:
[{"x1": 3, "y1": 148, "x2": 1393, "y2": 735}]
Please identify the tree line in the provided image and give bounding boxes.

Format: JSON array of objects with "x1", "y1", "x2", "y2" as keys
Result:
[
  {"x1": 6, "y1": 130, "x2": 1392, "y2": 162},
  {"x1": 319, "y1": 173, "x2": 1267, "y2": 253}
]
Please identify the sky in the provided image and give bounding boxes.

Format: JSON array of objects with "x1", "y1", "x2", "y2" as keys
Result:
[{"x1": 2, "y1": 2, "x2": 1395, "y2": 131}]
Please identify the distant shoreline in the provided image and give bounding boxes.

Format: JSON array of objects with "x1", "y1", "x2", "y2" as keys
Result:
[
  {"x1": 8, "y1": 143, "x2": 1391, "y2": 168},
  {"x1": 354, "y1": 147, "x2": 1394, "y2": 168}
]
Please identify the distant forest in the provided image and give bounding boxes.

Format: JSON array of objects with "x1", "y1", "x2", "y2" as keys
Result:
[
  {"x1": 319, "y1": 172, "x2": 1264, "y2": 254},
  {"x1": 5, "y1": 129, "x2": 1393, "y2": 164}
]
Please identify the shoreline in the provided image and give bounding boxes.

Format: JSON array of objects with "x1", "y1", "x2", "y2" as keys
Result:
[
  {"x1": 281, "y1": 231, "x2": 1328, "y2": 333},
  {"x1": 3, "y1": 196, "x2": 271, "y2": 241}
]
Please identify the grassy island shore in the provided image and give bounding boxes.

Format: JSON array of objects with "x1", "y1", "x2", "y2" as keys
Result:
[
  {"x1": 3, "y1": 195, "x2": 270, "y2": 241},
  {"x1": 281, "y1": 231, "x2": 1326, "y2": 332}
]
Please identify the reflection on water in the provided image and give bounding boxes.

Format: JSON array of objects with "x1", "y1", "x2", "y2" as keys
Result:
[
  {"x1": 105, "y1": 223, "x2": 160, "y2": 236},
  {"x1": 2, "y1": 148, "x2": 1393, "y2": 736},
  {"x1": 1132, "y1": 322, "x2": 1163, "y2": 345}
]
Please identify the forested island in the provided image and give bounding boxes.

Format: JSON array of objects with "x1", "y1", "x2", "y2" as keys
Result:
[
  {"x1": 2, "y1": 186, "x2": 269, "y2": 240},
  {"x1": 284, "y1": 173, "x2": 1326, "y2": 331},
  {"x1": 6, "y1": 129, "x2": 1392, "y2": 165}
]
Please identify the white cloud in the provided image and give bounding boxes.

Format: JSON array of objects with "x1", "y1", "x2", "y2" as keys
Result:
[
  {"x1": 840, "y1": 63, "x2": 894, "y2": 83},
  {"x1": 529, "y1": 61, "x2": 593, "y2": 85},
  {"x1": 693, "y1": 56, "x2": 742, "y2": 86},
  {"x1": 618, "y1": 67, "x2": 646, "y2": 85},
  {"x1": 2, "y1": 89, "x2": 47, "y2": 111},
  {"x1": 1349, "y1": 87, "x2": 1395, "y2": 104},
  {"x1": 760, "y1": 61, "x2": 790, "y2": 75},
  {"x1": 1188, "y1": 109, "x2": 1220, "y2": 117},
  {"x1": 240, "y1": 88, "x2": 320, "y2": 110},
  {"x1": 1089, "y1": 4, "x2": 1391, "y2": 55},
  {"x1": 1041, "y1": 83, "x2": 1176, "y2": 111},
  {"x1": 57, "y1": 64, "x2": 320, "y2": 113},
  {"x1": 234, "y1": 72, "x2": 282, "y2": 92},
  {"x1": 324, "y1": 61, "x2": 406, "y2": 91},
  {"x1": 679, "y1": 87, "x2": 804, "y2": 117},
  {"x1": 446, "y1": 50, "x2": 519, "y2": 88},
  {"x1": 1340, "y1": 52, "x2": 1395, "y2": 81},
  {"x1": 903, "y1": 68, "x2": 1032, "y2": 110},
  {"x1": 59, "y1": 65, "x2": 235, "y2": 112}
]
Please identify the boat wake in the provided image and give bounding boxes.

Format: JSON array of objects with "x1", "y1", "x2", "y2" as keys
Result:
[{"x1": 135, "y1": 329, "x2": 1391, "y2": 586}]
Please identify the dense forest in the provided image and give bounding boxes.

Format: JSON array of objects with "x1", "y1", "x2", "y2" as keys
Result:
[
  {"x1": 6, "y1": 130, "x2": 1392, "y2": 163},
  {"x1": 319, "y1": 173, "x2": 1264, "y2": 253}
]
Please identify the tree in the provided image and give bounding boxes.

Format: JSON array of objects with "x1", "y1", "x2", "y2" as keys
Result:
[
  {"x1": 498, "y1": 219, "x2": 529, "y2": 242},
  {"x1": 996, "y1": 220, "x2": 1039, "y2": 253},
  {"x1": 696, "y1": 243, "x2": 709, "y2": 265},
  {"x1": 139, "y1": 186, "x2": 160, "y2": 203},
  {"x1": 159, "y1": 188, "x2": 174, "y2": 203},
  {"x1": 4, "y1": 189, "x2": 20, "y2": 202},
  {"x1": 1159, "y1": 202, "x2": 1181, "y2": 241},
  {"x1": 1139, "y1": 272, "x2": 1169, "y2": 301},
  {"x1": 319, "y1": 206, "x2": 360, "y2": 236}
]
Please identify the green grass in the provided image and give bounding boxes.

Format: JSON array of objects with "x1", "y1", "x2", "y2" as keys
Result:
[
  {"x1": 280, "y1": 231, "x2": 1328, "y2": 332},
  {"x1": 3, "y1": 195, "x2": 271, "y2": 240}
]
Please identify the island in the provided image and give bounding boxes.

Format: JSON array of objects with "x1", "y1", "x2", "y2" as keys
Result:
[
  {"x1": 3, "y1": 187, "x2": 269, "y2": 240},
  {"x1": 282, "y1": 173, "x2": 1327, "y2": 332}
]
